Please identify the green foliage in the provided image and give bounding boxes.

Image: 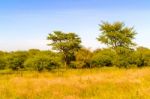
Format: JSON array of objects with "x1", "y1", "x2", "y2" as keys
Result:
[
  {"x1": 28, "y1": 49, "x2": 40, "y2": 57},
  {"x1": 91, "y1": 49, "x2": 117, "y2": 67},
  {"x1": 133, "y1": 47, "x2": 150, "y2": 67},
  {"x1": 97, "y1": 21, "x2": 136, "y2": 49},
  {"x1": 5, "y1": 51, "x2": 28, "y2": 70},
  {"x1": 71, "y1": 48, "x2": 93, "y2": 68},
  {"x1": 96, "y1": 21, "x2": 139, "y2": 68},
  {"x1": 113, "y1": 47, "x2": 135, "y2": 68},
  {"x1": 47, "y1": 31, "x2": 81, "y2": 67},
  {"x1": 91, "y1": 47, "x2": 139, "y2": 68},
  {"x1": 0, "y1": 51, "x2": 7, "y2": 70},
  {"x1": 24, "y1": 52, "x2": 60, "y2": 72},
  {"x1": 0, "y1": 57, "x2": 6, "y2": 70}
]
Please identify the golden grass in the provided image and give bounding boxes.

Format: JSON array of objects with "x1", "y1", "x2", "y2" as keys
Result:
[{"x1": 0, "y1": 67, "x2": 150, "y2": 99}]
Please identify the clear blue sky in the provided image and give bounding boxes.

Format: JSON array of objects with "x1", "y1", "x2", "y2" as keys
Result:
[{"x1": 0, "y1": 0, "x2": 150, "y2": 51}]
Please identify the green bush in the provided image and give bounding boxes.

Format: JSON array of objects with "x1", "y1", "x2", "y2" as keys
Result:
[
  {"x1": 24, "y1": 54, "x2": 60, "y2": 72},
  {"x1": 133, "y1": 47, "x2": 150, "y2": 67},
  {"x1": 0, "y1": 57, "x2": 6, "y2": 70},
  {"x1": 0, "y1": 51, "x2": 7, "y2": 70},
  {"x1": 5, "y1": 51, "x2": 28, "y2": 70},
  {"x1": 28, "y1": 49, "x2": 40, "y2": 57},
  {"x1": 91, "y1": 49, "x2": 116, "y2": 67},
  {"x1": 113, "y1": 47, "x2": 135, "y2": 68}
]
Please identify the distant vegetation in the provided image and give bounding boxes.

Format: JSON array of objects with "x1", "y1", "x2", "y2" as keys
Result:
[{"x1": 0, "y1": 22, "x2": 150, "y2": 72}]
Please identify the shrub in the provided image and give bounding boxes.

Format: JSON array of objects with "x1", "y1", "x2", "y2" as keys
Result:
[
  {"x1": 113, "y1": 47, "x2": 135, "y2": 68},
  {"x1": 133, "y1": 47, "x2": 150, "y2": 67},
  {"x1": 0, "y1": 51, "x2": 7, "y2": 70},
  {"x1": 28, "y1": 49, "x2": 40, "y2": 56},
  {"x1": 91, "y1": 49, "x2": 116, "y2": 67},
  {"x1": 71, "y1": 48, "x2": 93, "y2": 68},
  {"x1": 0, "y1": 57, "x2": 6, "y2": 70},
  {"x1": 5, "y1": 51, "x2": 28, "y2": 70},
  {"x1": 24, "y1": 54, "x2": 60, "y2": 72}
]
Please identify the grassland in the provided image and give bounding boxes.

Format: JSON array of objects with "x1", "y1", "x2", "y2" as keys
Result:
[{"x1": 0, "y1": 67, "x2": 150, "y2": 99}]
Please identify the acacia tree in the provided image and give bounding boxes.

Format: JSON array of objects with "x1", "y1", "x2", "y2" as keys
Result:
[
  {"x1": 97, "y1": 21, "x2": 136, "y2": 49},
  {"x1": 47, "y1": 31, "x2": 81, "y2": 67},
  {"x1": 97, "y1": 22, "x2": 137, "y2": 67}
]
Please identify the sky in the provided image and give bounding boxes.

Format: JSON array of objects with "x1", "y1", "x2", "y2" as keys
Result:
[{"x1": 0, "y1": 0, "x2": 150, "y2": 51}]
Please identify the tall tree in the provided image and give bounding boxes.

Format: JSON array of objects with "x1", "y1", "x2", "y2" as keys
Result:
[
  {"x1": 97, "y1": 21, "x2": 136, "y2": 49},
  {"x1": 47, "y1": 31, "x2": 81, "y2": 67}
]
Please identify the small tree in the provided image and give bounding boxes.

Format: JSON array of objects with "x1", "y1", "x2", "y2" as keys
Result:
[
  {"x1": 47, "y1": 31, "x2": 81, "y2": 67},
  {"x1": 97, "y1": 21, "x2": 136, "y2": 49}
]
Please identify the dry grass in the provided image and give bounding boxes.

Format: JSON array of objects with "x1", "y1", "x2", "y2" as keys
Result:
[{"x1": 0, "y1": 67, "x2": 150, "y2": 99}]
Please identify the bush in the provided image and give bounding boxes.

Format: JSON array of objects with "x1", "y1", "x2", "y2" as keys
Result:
[
  {"x1": 113, "y1": 47, "x2": 135, "y2": 68},
  {"x1": 133, "y1": 47, "x2": 150, "y2": 67},
  {"x1": 71, "y1": 48, "x2": 93, "y2": 68},
  {"x1": 28, "y1": 49, "x2": 40, "y2": 57},
  {"x1": 91, "y1": 49, "x2": 116, "y2": 67},
  {"x1": 24, "y1": 54, "x2": 60, "y2": 72},
  {"x1": 0, "y1": 51, "x2": 7, "y2": 70},
  {"x1": 5, "y1": 51, "x2": 28, "y2": 70},
  {"x1": 0, "y1": 57, "x2": 6, "y2": 70}
]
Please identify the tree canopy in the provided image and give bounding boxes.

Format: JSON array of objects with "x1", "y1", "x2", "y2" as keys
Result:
[
  {"x1": 47, "y1": 31, "x2": 81, "y2": 67},
  {"x1": 97, "y1": 22, "x2": 136, "y2": 49}
]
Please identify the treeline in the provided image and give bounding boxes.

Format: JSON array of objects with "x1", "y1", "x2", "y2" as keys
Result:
[
  {"x1": 0, "y1": 21, "x2": 150, "y2": 71},
  {"x1": 0, "y1": 47, "x2": 150, "y2": 72}
]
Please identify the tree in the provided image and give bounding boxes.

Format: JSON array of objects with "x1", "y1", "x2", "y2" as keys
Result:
[
  {"x1": 97, "y1": 21, "x2": 136, "y2": 49},
  {"x1": 47, "y1": 31, "x2": 81, "y2": 67}
]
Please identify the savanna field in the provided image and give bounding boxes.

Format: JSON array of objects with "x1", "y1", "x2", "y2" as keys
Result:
[
  {"x1": 0, "y1": 1, "x2": 150, "y2": 99},
  {"x1": 0, "y1": 21, "x2": 149, "y2": 99},
  {"x1": 0, "y1": 67, "x2": 150, "y2": 99}
]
